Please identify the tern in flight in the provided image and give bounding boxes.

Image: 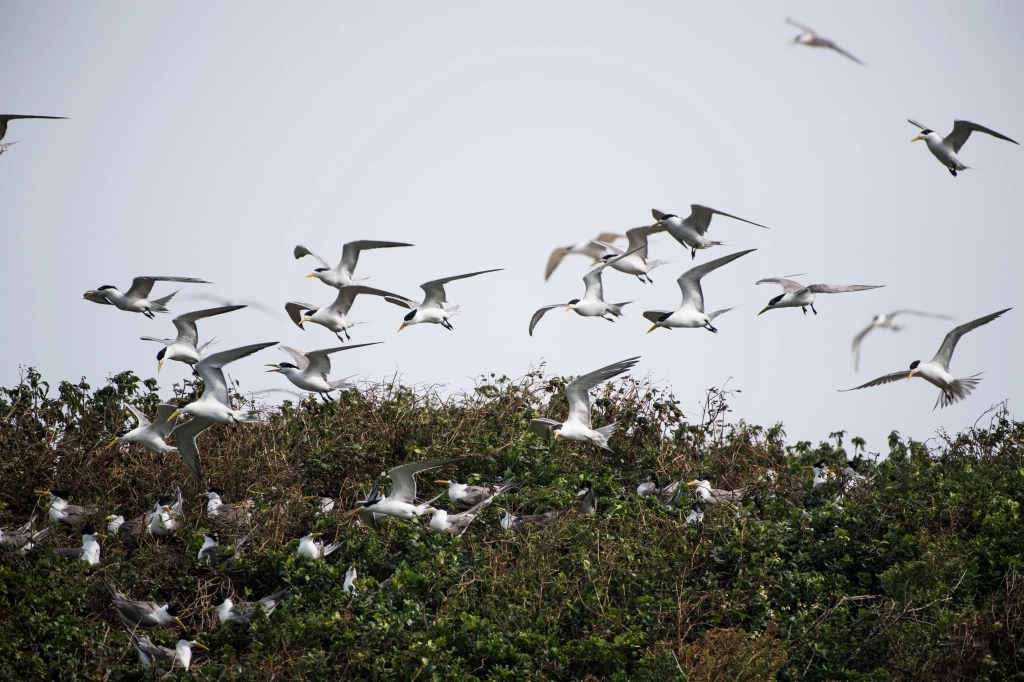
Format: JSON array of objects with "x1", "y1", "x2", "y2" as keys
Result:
[
  {"x1": 592, "y1": 226, "x2": 668, "y2": 283},
  {"x1": 83, "y1": 276, "x2": 210, "y2": 318},
  {"x1": 908, "y1": 119, "x2": 1018, "y2": 177},
  {"x1": 840, "y1": 308, "x2": 1011, "y2": 410},
  {"x1": 529, "y1": 249, "x2": 640, "y2": 336},
  {"x1": 649, "y1": 206, "x2": 768, "y2": 260},
  {"x1": 851, "y1": 310, "x2": 953, "y2": 371},
  {"x1": 0, "y1": 114, "x2": 67, "y2": 153},
  {"x1": 786, "y1": 18, "x2": 865, "y2": 65},
  {"x1": 169, "y1": 342, "x2": 277, "y2": 478},
  {"x1": 106, "y1": 403, "x2": 179, "y2": 460},
  {"x1": 287, "y1": 285, "x2": 405, "y2": 342},
  {"x1": 295, "y1": 240, "x2": 413, "y2": 288},
  {"x1": 140, "y1": 305, "x2": 246, "y2": 372},
  {"x1": 757, "y1": 276, "x2": 883, "y2": 315},
  {"x1": 388, "y1": 269, "x2": 503, "y2": 331},
  {"x1": 545, "y1": 233, "x2": 624, "y2": 280},
  {"x1": 645, "y1": 249, "x2": 755, "y2": 334},
  {"x1": 529, "y1": 357, "x2": 640, "y2": 450},
  {"x1": 265, "y1": 343, "x2": 379, "y2": 402},
  {"x1": 351, "y1": 458, "x2": 465, "y2": 521}
]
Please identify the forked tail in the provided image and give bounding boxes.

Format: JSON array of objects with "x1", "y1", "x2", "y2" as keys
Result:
[
  {"x1": 708, "y1": 307, "x2": 736, "y2": 321},
  {"x1": 645, "y1": 259, "x2": 670, "y2": 272},
  {"x1": 592, "y1": 421, "x2": 619, "y2": 450},
  {"x1": 934, "y1": 373, "x2": 983, "y2": 410},
  {"x1": 608, "y1": 301, "x2": 635, "y2": 317},
  {"x1": 149, "y1": 289, "x2": 181, "y2": 313}
]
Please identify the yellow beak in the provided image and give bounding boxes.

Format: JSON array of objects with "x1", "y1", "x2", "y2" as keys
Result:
[
  {"x1": 802, "y1": 465, "x2": 813, "y2": 471},
  {"x1": 686, "y1": 481, "x2": 698, "y2": 488},
  {"x1": 910, "y1": 135, "x2": 923, "y2": 143},
  {"x1": 167, "y1": 409, "x2": 180, "y2": 421},
  {"x1": 34, "y1": 490, "x2": 50, "y2": 497},
  {"x1": 298, "y1": 316, "x2": 310, "y2": 326},
  {"x1": 312, "y1": 532, "x2": 323, "y2": 537},
  {"x1": 192, "y1": 641, "x2": 209, "y2": 652},
  {"x1": 397, "y1": 322, "x2": 408, "y2": 333},
  {"x1": 192, "y1": 532, "x2": 206, "y2": 538},
  {"x1": 305, "y1": 272, "x2": 319, "y2": 279},
  {"x1": 435, "y1": 479, "x2": 451, "y2": 485},
  {"x1": 757, "y1": 306, "x2": 771, "y2": 316},
  {"x1": 106, "y1": 438, "x2": 119, "y2": 449},
  {"x1": 157, "y1": 360, "x2": 164, "y2": 373},
  {"x1": 174, "y1": 617, "x2": 188, "y2": 629},
  {"x1": 907, "y1": 370, "x2": 916, "y2": 381},
  {"x1": 564, "y1": 306, "x2": 573, "y2": 312},
  {"x1": 301, "y1": 495, "x2": 319, "y2": 501},
  {"x1": 83, "y1": 291, "x2": 96, "y2": 299},
  {"x1": 199, "y1": 607, "x2": 213, "y2": 615},
  {"x1": 106, "y1": 515, "x2": 117, "y2": 521},
  {"x1": 646, "y1": 324, "x2": 659, "y2": 334}
]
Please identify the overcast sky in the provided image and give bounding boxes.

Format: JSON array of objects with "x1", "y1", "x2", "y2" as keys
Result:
[{"x1": 3, "y1": 1, "x2": 1022, "y2": 456}]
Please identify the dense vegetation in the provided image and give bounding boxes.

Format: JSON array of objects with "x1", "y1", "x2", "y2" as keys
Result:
[{"x1": 1, "y1": 366, "x2": 1023, "y2": 681}]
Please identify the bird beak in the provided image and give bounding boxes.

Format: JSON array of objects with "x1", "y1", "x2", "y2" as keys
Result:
[
  {"x1": 305, "y1": 272, "x2": 318, "y2": 279},
  {"x1": 106, "y1": 515, "x2": 116, "y2": 521},
  {"x1": 199, "y1": 607, "x2": 212, "y2": 615},
  {"x1": 646, "y1": 324, "x2": 659, "y2": 334},
  {"x1": 426, "y1": 507, "x2": 436, "y2": 513},
  {"x1": 553, "y1": 431, "x2": 561, "y2": 439},
  {"x1": 907, "y1": 370, "x2": 916, "y2": 381},
  {"x1": 192, "y1": 641, "x2": 209, "y2": 652},
  {"x1": 106, "y1": 438, "x2": 119, "y2": 449},
  {"x1": 397, "y1": 322, "x2": 408, "y2": 333},
  {"x1": 910, "y1": 135, "x2": 923, "y2": 143},
  {"x1": 192, "y1": 532, "x2": 206, "y2": 537},
  {"x1": 83, "y1": 291, "x2": 97, "y2": 299},
  {"x1": 34, "y1": 490, "x2": 50, "y2": 497},
  {"x1": 167, "y1": 410, "x2": 180, "y2": 421},
  {"x1": 301, "y1": 495, "x2": 318, "y2": 501},
  {"x1": 264, "y1": 364, "x2": 281, "y2": 373},
  {"x1": 312, "y1": 532, "x2": 323, "y2": 538},
  {"x1": 96, "y1": 533, "x2": 108, "y2": 539},
  {"x1": 564, "y1": 306, "x2": 573, "y2": 312},
  {"x1": 174, "y1": 617, "x2": 187, "y2": 629},
  {"x1": 802, "y1": 466, "x2": 813, "y2": 471},
  {"x1": 435, "y1": 480, "x2": 450, "y2": 485},
  {"x1": 757, "y1": 306, "x2": 771, "y2": 316},
  {"x1": 298, "y1": 316, "x2": 310, "y2": 326},
  {"x1": 348, "y1": 508, "x2": 361, "y2": 516},
  {"x1": 158, "y1": 360, "x2": 166, "y2": 374},
  {"x1": 686, "y1": 481, "x2": 697, "y2": 488}
]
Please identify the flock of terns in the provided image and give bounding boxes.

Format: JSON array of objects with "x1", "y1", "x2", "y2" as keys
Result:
[{"x1": 2, "y1": 15, "x2": 1020, "y2": 673}]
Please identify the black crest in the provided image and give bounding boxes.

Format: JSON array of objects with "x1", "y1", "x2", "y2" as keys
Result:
[
  {"x1": 909, "y1": 360, "x2": 921, "y2": 370},
  {"x1": 769, "y1": 294, "x2": 785, "y2": 306},
  {"x1": 567, "y1": 299, "x2": 581, "y2": 305},
  {"x1": 97, "y1": 285, "x2": 116, "y2": 291},
  {"x1": 156, "y1": 347, "x2": 167, "y2": 360},
  {"x1": 403, "y1": 310, "x2": 417, "y2": 322}
]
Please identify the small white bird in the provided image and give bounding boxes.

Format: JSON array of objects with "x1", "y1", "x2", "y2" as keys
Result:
[
  {"x1": 786, "y1": 18, "x2": 865, "y2": 65},
  {"x1": 295, "y1": 530, "x2": 342, "y2": 559},
  {"x1": 529, "y1": 250, "x2": 640, "y2": 336},
  {"x1": 343, "y1": 565, "x2": 358, "y2": 593},
  {"x1": 149, "y1": 489, "x2": 184, "y2": 538},
  {"x1": 106, "y1": 403, "x2": 179, "y2": 460},
  {"x1": 207, "y1": 588, "x2": 290, "y2": 627},
  {"x1": 434, "y1": 477, "x2": 519, "y2": 508},
  {"x1": 649, "y1": 206, "x2": 767, "y2": 260},
  {"x1": 687, "y1": 476, "x2": 744, "y2": 505},
  {"x1": 36, "y1": 490, "x2": 97, "y2": 530},
  {"x1": 852, "y1": 310, "x2": 953, "y2": 371},
  {"x1": 53, "y1": 524, "x2": 103, "y2": 565},
  {"x1": 140, "y1": 305, "x2": 246, "y2": 372},
  {"x1": 106, "y1": 507, "x2": 154, "y2": 541},
  {"x1": 82, "y1": 276, "x2": 210, "y2": 318},
  {"x1": 295, "y1": 240, "x2": 413, "y2": 288},
  {"x1": 909, "y1": 119, "x2": 1018, "y2": 177},
  {"x1": 685, "y1": 502, "x2": 705, "y2": 524},
  {"x1": 757, "y1": 276, "x2": 883, "y2": 316},
  {"x1": 840, "y1": 308, "x2": 1010, "y2": 410},
  {"x1": 545, "y1": 233, "x2": 624, "y2": 280},
  {"x1": 351, "y1": 458, "x2": 465, "y2": 521},
  {"x1": 200, "y1": 489, "x2": 253, "y2": 523},
  {"x1": 286, "y1": 285, "x2": 406, "y2": 342},
  {"x1": 645, "y1": 249, "x2": 754, "y2": 334},
  {"x1": 636, "y1": 473, "x2": 685, "y2": 505},
  {"x1": 803, "y1": 461, "x2": 834, "y2": 490},
  {"x1": 592, "y1": 225, "x2": 668, "y2": 284},
  {"x1": 529, "y1": 357, "x2": 640, "y2": 450},
  {"x1": 388, "y1": 270, "x2": 503, "y2": 332},
  {"x1": 169, "y1": 341, "x2": 277, "y2": 478},
  {"x1": 0, "y1": 516, "x2": 51, "y2": 553},
  {"x1": 102, "y1": 577, "x2": 186, "y2": 630},
  {"x1": 265, "y1": 343, "x2": 380, "y2": 402},
  {"x1": 122, "y1": 625, "x2": 207, "y2": 672}
]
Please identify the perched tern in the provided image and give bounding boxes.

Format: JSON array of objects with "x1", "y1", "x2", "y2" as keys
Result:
[
  {"x1": 140, "y1": 305, "x2": 246, "y2": 372},
  {"x1": 685, "y1": 502, "x2": 705, "y2": 524},
  {"x1": 649, "y1": 206, "x2": 767, "y2": 260},
  {"x1": 803, "y1": 460, "x2": 834, "y2": 490},
  {"x1": 645, "y1": 249, "x2": 754, "y2": 334},
  {"x1": 0, "y1": 516, "x2": 51, "y2": 553},
  {"x1": 576, "y1": 481, "x2": 597, "y2": 514},
  {"x1": 351, "y1": 458, "x2": 465, "y2": 521},
  {"x1": 0, "y1": 114, "x2": 67, "y2": 143},
  {"x1": 435, "y1": 477, "x2": 519, "y2": 508},
  {"x1": 286, "y1": 285, "x2": 405, "y2": 342},
  {"x1": 107, "y1": 505, "x2": 156, "y2": 541},
  {"x1": 687, "y1": 476, "x2": 745, "y2": 505},
  {"x1": 636, "y1": 473, "x2": 685, "y2": 505},
  {"x1": 786, "y1": 18, "x2": 865, "y2": 65},
  {"x1": 200, "y1": 489, "x2": 253, "y2": 523},
  {"x1": 196, "y1": 532, "x2": 222, "y2": 564},
  {"x1": 528, "y1": 357, "x2": 640, "y2": 450},
  {"x1": 909, "y1": 118, "x2": 1018, "y2": 177},
  {"x1": 102, "y1": 577, "x2": 186, "y2": 630},
  {"x1": 295, "y1": 530, "x2": 342, "y2": 559},
  {"x1": 36, "y1": 490, "x2": 97, "y2": 529},
  {"x1": 53, "y1": 524, "x2": 103, "y2": 565},
  {"x1": 82, "y1": 276, "x2": 210, "y2": 318},
  {"x1": 757, "y1": 276, "x2": 883, "y2": 316},
  {"x1": 265, "y1": 343, "x2": 380, "y2": 402},
  {"x1": 499, "y1": 483, "x2": 594, "y2": 533},
  {"x1": 295, "y1": 240, "x2": 413, "y2": 289},
  {"x1": 529, "y1": 250, "x2": 639, "y2": 336},
  {"x1": 426, "y1": 500, "x2": 492, "y2": 536},
  {"x1": 169, "y1": 341, "x2": 277, "y2": 478},
  {"x1": 106, "y1": 403, "x2": 179, "y2": 460},
  {"x1": 593, "y1": 226, "x2": 667, "y2": 284},
  {"x1": 852, "y1": 310, "x2": 953, "y2": 371},
  {"x1": 122, "y1": 625, "x2": 207, "y2": 672},
  {"x1": 388, "y1": 270, "x2": 503, "y2": 331},
  {"x1": 545, "y1": 233, "x2": 624, "y2": 280},
  {"x1": 207, "y1": 588, "x2": 290, "y2": 627},
  {"x1": 149, "y1": 489, "x2": 184, "y2": 538},
  {"x1": 840, "y1": 309, "x2": 1010, "y2": 410},
  {"x1": 343, "y1": 566, "x2": 358, "y2": 593}
]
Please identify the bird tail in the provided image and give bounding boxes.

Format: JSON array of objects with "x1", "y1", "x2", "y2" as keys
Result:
[
  {"x1": 592, "y1": 421, "x2": 619, "y2": 450},
  {"x1": 149, "y1": 289, "x2": 181, "y2": 313},
  {"x1": 608, "y1": 301, "x2": 634, "y2": 317},
  {"x1": 329, "y1": 378, "x2": 355, "y2": 391},
  {"x1": 645, "y1": 259, "x2": 670, "y2": 272},
  {"x1": 935, "y1": 374, "x2": 983, "y2": 410},
  {"x1": 236, "y1": 410, "x2": 262, "y2": 423},
  {"x1": 707, "y1": 307, "x2": 736, "y2": 321},
  {"x1": 323, "y1": 541, "x2": 343, "y2": 557},
  {"x1": 30, "y1": 526, "x2": 52, "y2": 544}
]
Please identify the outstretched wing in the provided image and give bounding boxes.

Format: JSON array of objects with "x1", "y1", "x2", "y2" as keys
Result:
[
  {"x1": 389, "y1": 457, "x2": 466, "y2": 504},
  {"x1": 688, "y1": 205, "x2": 768, "y2": 235},
  {"x1": 755, "y1": 277, "x2": 807, "y2": 294},
  {"x1": 172, "y1": 305, "x2": 246, "y2": 346},
  {"x1": 807, "y1": 284, "x2": 884, "y2": 294},
  {"x1": 171, "y1": 415, "x2": 216, "y2": 478},
  {"x1": 151, "y1": 403, "x2": 179, "y2": 439},
  {"x1": 196, "y1": 342, "x2": 278, "y2": 404},
  {"x1": 545, "y1": 247, "x2": 569, "y2": 280},
  {"x1": 824, "y1": 41, "x2": 865, "y2": 65},
  {"x1": 0, "y1": 114, "x2": 67, "y2": 141},
  {"x1": 529, "y1": 305, "x2": 564, "y2": 336},
  {"x1": 622, "y1": 226, "x2": 653, "y2": 259},
  {"x1": 564, "y1": 357, "x2": 640, "y2": 429},
  {"x1": 284, "y1": 302, "x2": 315, "y2": 328},
  {"x1": 528, "y1": 418, "x2": 560, "y2": 439},
  {"x1": 947, "y1": 120, "x2": 1019, "y2": 154},
  {"x1": 930, "y1": 308, "x2": 1011, "y2": 370},
  {"x1": 337, "y1": 240, "x2": 413, "y2": 278},
  {"x1": 124, "y1": 403, "x2": 152, "y2": 428},
  {"x1": 851, "y1": 323, "x2": 875, "y2": 372},
  {"x1": 278, "y1": 346, "x2": 311, "y2": 372},
  {"x1": 125, "y1": 276, "x2": 210, "y2": 301},
  {"x1": 785, "y1": 17, "x2": 817, "y2": 34},
  {"x1": 293, "y1": 245, "x2": 330, "y2": 269},
  {"x1": 839, "y1": 371, "x2": 912, "y2": 392},
  {"x1": 642, "y1": 310, "x2": 672, "y2": 323},
  {"x1": 304, "y1": 342, "x2": 381, "y2": 377},
  {"x1": 420, "y1": 269, "x2": 503, "y2": 308},
  {"x1": 327, "y1": 284, "x2": 407, "y2": 317},
  {"x1": 676, "y1": 249, "x2": 755, "y2": 313}
]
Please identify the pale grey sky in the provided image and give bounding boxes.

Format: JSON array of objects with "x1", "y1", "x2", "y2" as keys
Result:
[{"x1": 3, "y1": 1, "x2": 1022, "y2": 455}]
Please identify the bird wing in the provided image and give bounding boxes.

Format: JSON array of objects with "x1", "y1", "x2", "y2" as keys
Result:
[
  {"x1": 851, "y1": 323, "x2": 875, "y2": 372},
  {"x1": 623, "y1": 226, "x2": 652, "y2": 259},
  {"x1": 196, "y1": 342, "x2": 278, "y2": 404},
  {"x1": 676, "y1": 249, "x2": 755, "y2": 313},
  {"x1": 284, "y1": 302, "x2": 315, "y2": 328},
  {"x1": 947, "y1": 120, "x2": 1019, "y2": 154},
  {"x1": 785, "y1": 17, "x2": 816, "y2": 34},
  {"x1": 755, "y1": 277, "x2": 807, "y2": 293},
  {"x1": 930, "y1": 308, "x2": 1011, "y2": 370},
  {"x1": 0, "y1": 114, "x2": 67, "y2": 140},
  {"x1": 529, "y1": 305, "x2": 563, "y2": 336},
  {"x1": 420, "y1": 270, "x2": 502, "y2": 308},
  {"x1": 565, "y1": 357, "x2": 640, "y2": 429},
  {"x1": 581, "y1": 263, "x2": 607, "y2": 301},
  {"x1": 171, "y1": 305, "x2": 246, "y2": 346},
  {"x1": 171, "y1": 416, "x2": 216, "y2": 478},
  {"x1": 326, "y1": 284, "x2": 407, "y2": 316},
  {"x1": 688, "y1": 204, "x2": 768, "y2": 235},
  {"x1": 384, "y1": 296, "x2": 418, "y2": 309},
  {"x1": 125, "y1": 277, "x2": 209, "y2": 302},
  {"x1": 389, "y1": 458, "x2": 466, "y2": 504},
  {"x1": 337, "y1": 240, "x2": 413, "y2": 277},
  {"x1": 278, "y1": 346, "x2": 311, "y2": 372},
  {"x1": 304, "y1": 342, "x2": 381, "y2": 377},
  {"x1": 824, "y1": 41, "x2": 865, "y2": 65},
  {"x1": 152, "y1": 404, "x2": 179, "y2": 438},
  {"x1": 642, "y1": 310, "x2": 672, "y2": 323},
  {"x1": 528, "y1": 418, "x2": 560, "y2": 439},
  {"x1": 293, "y1": 245, "x2": 329, "y2": 269},
  {"x1": 907, "y1": 119, "x2": 929, "y2": 131},
  {"x1": 545, "y1": 247, "x2": 569, "y2": 280},
  {"x1": 887, "y1": 310, "x2": 954, "y2": 320},
  {"x1": 102, "y1": 576, "x2": 131, "y2": 602},
  {"x1": 125, "y1": 403, "x2": 152, "y2": 428},
  {"x1": 807, "y1": 284, "x2": 884, "y2": 294},
  {"x1": 591, "y1": 240, "x2": 624, "y2": 256},
  {"x1": 595, "y1": 232, "x2": 624, "y2": 244},
  {"x1": 839, "y1": 371, "x2": 912, "y2": 392}
]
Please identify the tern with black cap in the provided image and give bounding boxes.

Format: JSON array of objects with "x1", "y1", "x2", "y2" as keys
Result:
[
  {"x1": 909, "y1": 118, "x2": 1018, "y2": 177},
  {"x1": 82, "y1": 276, "x2": 210, "y2": 318}
]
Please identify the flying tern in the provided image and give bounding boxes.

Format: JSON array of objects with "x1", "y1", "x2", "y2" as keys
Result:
[
  {"x1": 106, "y1": 403, "x2": 179, "y2": 460},
  {"x1": 528, "y1": 357, "x2": 640, "y2": 450},
  {"x1": 435, "y1": 477, "x2": 519, "y2": 508},
  {"x1": 169, "y1": 341, "x2": 277, "y2": 478},
  {"x1": 388, "y1": 269, "x2": 503, "y2": 331},
  {"x1": 265, "y1": 343, "x2": 379, "y2": 402},
  {"x1": 757, "y1": 276, "x2": 883, "y2": 315},
  {"x1": 83, "y1": 276, "x2": 210, "y2": 318},
  {"x1": 545, "y1": 233, "x2": 624, "y2": 280},
  {"x1": 909, "y1": 119, "x2": 1018, "y2": 177},
  {"x1": 351, "y1": 458, "x2": 465, "y2": 521},
  {"x1": 53, "y1": 524, "x2": 103, "y2": 565},
  {"x1": 0, "y1": 114, "x2": 67, "y2": 144},
  {"x1": 122, "y1": 625, "x2": 207, "y2": 672},
  {"x1": 207, "y1": 588, "x2": 290, "y2": 627},
  {"x1": 352, "y1": 482, "x2": 390, "y2": 528},
  {"x1": 649, "y1": 206, "x2": 767, "y2": 260},
  {"x1": 840, "y1": 308, "x2": 1010, "y2": 410},
  {"x1": 645, "y1": 249, "x2": 754, "y2": 334},
  {"x1": 852, "y1": 310, "x2": 953, "y2": 371},
  {"x1": 140, "y1": 305, "x2": 246, "y2": 371},
  {"x1": 295, "y1": 530, "x2": 342, "y2": 559},
  {"x1": 286, "y1": 285, "x2": 405, "y2": 342},
  {"x1": 529, "y1": 250, "x2": 639, "y2": 336},
  {"x1": 786, "y1": 18, "x2": 865, "y2": 65},
  {"x1": 687, "y1": 476, "x2": 745, "y2": 505},
  {"x1": 0, "y1": 516, "x2": 51, "y2": 553},
  {"x1": 592, "y1": 226, "x2": 668, "y2": 283},
  {"x1": 36, "y1": 490, "x2": 97, "y2": 529},
  {"x1": 102, "y1": 577, "x2": 186, "y2": 630},
  {"x1": 200, "y1": 489, "x2": 253, "y2": 523},
  {"x1": 295, "y1": 240, "x2": 413, "y2": 288}
]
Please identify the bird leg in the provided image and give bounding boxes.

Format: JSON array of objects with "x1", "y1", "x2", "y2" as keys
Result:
[
  {"x1": 344, "y1": 329, "x2": 352, "y2": 341},
  {"x1": 335, "y1": 332, "x2": 346, "y2": 343},
  {"x1": 442, "y1": 320, "x2": 454, "y2": 330},
  {"x1": 690, "y1": 248, "x2": 697, "y2": 260},
  {"x1": 603, "y1": 315, "x2": 616, "y2": 322},
  {"x1": 802, "y1": 307, "x2": 807, "y2": 315},
  {"x1": 704, "y1": 323, "x2": 718, "y2": 333},
  {"x1": 319, "y1": 392, "x2": 332, "y2": 404},
  {"x1": 811, "y1": 303, "x2": 818, "y2": 316},
  {"x1": 143, "y1": 309, "x2": 155, "y2": 320}
]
